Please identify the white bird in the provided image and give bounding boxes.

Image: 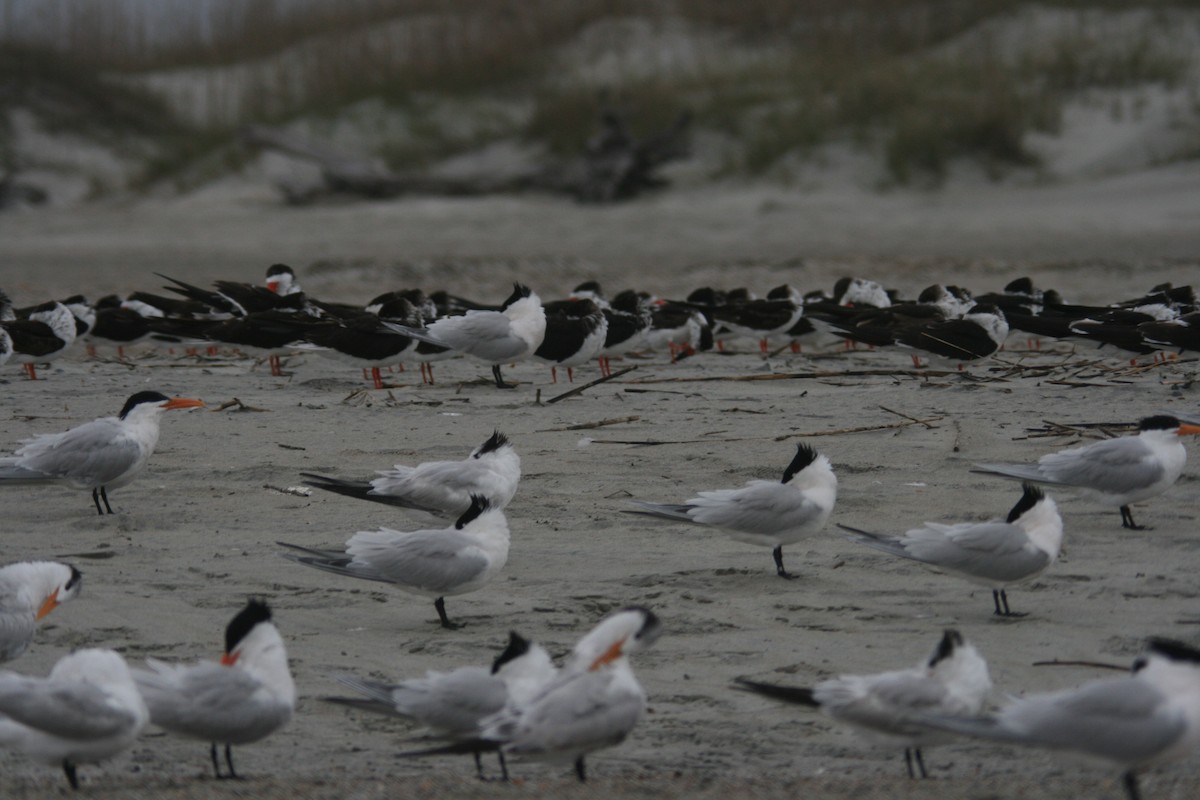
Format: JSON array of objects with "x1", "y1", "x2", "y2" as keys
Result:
[
  {"x1": 0, "y1": 561, "x2": 82, "y2": 662},
  {"x1": 401, "y1": 607, "x2": 663, "y2": 782},
  {"x1": 625, "y1": 443, "x2": 837, "y2": 578},
  {"x1": 278, "y1": 495, "x2": 509, "y2": 629},
  {"x1": 132, "y1": 599, "x2": 295, "y2": 779},
  {"x1": 0, "y1": 648, "x2": 148, "y2": 789},
  {"x1": 911, "y1": 637, "x2": 1200, "y2": 800},
  {"x1": 384, "y1": 283, "x2": 546, "y2": 388},
  {"x1": 840, "y1": 483, "x2": 1063, "y2": 617},
  {"x1": 0, "y1": 390, "x2": 206, "y2": 515},
  {"x1": 974, "y1": 415, "x2": 1200, "y2": 529},
  {"x1": 735, "y1": 629, "x2": 992, "y2": 778},
  {"x1": 301, "y1": 430, "x2": 520, "y2": 517},
  {"x1": 326, "y1": 630, "x2": 556, "y2": 779}
]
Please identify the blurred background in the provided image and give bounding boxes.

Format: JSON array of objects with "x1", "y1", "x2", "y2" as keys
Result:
[{"x1": 4, "y1": 0, "x2": 1199, "y2": 206}]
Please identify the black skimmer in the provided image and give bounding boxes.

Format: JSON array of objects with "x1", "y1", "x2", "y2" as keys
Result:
[{"x1": 535, "y1": 298, "x2": 607, "y2": 382}]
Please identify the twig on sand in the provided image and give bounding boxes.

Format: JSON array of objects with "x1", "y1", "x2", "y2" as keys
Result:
[
  {"x1": 539, "y1": 415, "x2": 640, "y2": 432},
  {"x1": 1032, "y1": 659, "x2": 1127, "y2": 671},
  {"x1": 623, "y1": 368, "x2": 955, "y2": 385},
  {"x1": 214, "y1": 398, "x2": 269, "y2": 412},
  {"x1": 546, "y1": 365, "x2": 638, "y2": 404},
  {"x1": 585, "y1": 416, "x2": 945, "y2": 446},
  {"x1": 878, "y1": 405, "x2": 938, "y2": 429}
]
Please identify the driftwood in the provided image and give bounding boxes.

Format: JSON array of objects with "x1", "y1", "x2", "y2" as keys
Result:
[{"x1": 240, "y1": 108, "x2": 691, "y2": 205}]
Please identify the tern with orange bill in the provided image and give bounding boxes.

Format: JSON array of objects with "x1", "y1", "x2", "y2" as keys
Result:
[
  {"x1": 973, "y1": 415, "x2": 1200, "y2": 529},
  {"x1": 0, "y1": 561, "x2": 82, "y2": 662},
  {"x1": 0, "y1": 391, "x2": 205, "y2": 515}
]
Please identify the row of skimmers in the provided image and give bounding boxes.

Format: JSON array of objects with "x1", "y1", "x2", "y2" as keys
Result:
[{"x1": 2, "y1": 264, "x2": 1198, "y2": 389}]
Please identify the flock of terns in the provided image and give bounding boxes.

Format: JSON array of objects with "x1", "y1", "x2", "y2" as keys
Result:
[{"x1": 0, "y1": 265, "x2": 1198, "y2": 798}]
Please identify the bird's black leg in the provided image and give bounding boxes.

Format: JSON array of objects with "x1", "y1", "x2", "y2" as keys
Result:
[
  {"x1": 498, "y1": 752, "x2": 509, "y2": 782},
  {"x1": 997, "y1": 589, "x2": 1026, "y2": 618},
  {"x1": 773, "y1": 546, "x2": 797, "y2": 580},
  {"x1": 92, "y1": 488, "x2": 104, "y2": 515},
  {"x1": 1123, "y1": 770, "x2": 1141, "y2": 800},
  {"x1": 903, "y1": 748, "x2": 916, "y2": 779},
  {"x1": 210, "y1": 742, "x2": 223, "y2": 778},
  {"x1": 914, "y1": 748, "x2": 929, "y2": 779},
  {"x1": 492, "y1": 364, "x2": 514, "y2": 389},
  {"x1": 992, "y1": 590, "x2": 1003, "y2": 616},
  {"x1": 224, "y1": 743, "x2": 240, "y2": 780},
  {"x1": 1120, "y1": 506, "x2": 1147, "y2": 530},
  {"x1": 100, "y1": 486, "x2": 114, "y2": 514},
  {"x1": 62, "y1": 760, "x2": 79, "y2": 789},
  {"x1": 434, "y1": 597, "x2": 462, "y2": 629},
  {"x1": 473, "y1": 750, "x2": 485, "y2": 780},
  {"x1": 574, "y1": 756, "x2": 587, "y2": 782}
]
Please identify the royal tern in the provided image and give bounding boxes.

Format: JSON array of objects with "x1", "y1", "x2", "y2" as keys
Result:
[
  {"x1": 973, "y1": 415, "x2": 1200, "y2": 529},
  {"x1": 0, "y1": 390, "x2": 205, "y2": 515},
  {"x1": 911, "y1": 637, "x2": 1200, "y2": 800},
  {"x1": 0, "y1": 648, "x2": 148, "y2": 789},
  {"x1": 839, "y1": 484, "x2": 1063, "y2": 617},
  {"x1": 735, "y1": 629, "x2": 992, "y2": 778},
  {"x1": 383, "y1": 283, "x2": 546, "y2": 388},
  {"x1": 132, "y1": 599, "x2": 294, "y2": 779},
  {"x1": 0, "y1": 561, "x2": 82, "y2": 662},
  {"x1": 302, "y1": 430, "x2": 520, "y2": 517},
  {"x1": 278, "y1": 495, "x2": 509, "y2": 629},
  {"x1": 326, "y1": 631, "x2": 556, "y2": 778},
  {"x1": 402, "y1": 607, "x2": 662, "y2": 782},
  {"x1": 626, "y1": 443, "x2": 837, "y2": 578}
]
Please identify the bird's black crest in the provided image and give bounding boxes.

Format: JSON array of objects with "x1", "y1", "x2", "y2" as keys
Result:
[
  {"x1": 266, "y1": 263, "x2": 294, "y2": 278},
  {"x1": 474, "y1": 430, "x2": 509, "y2": 458},
  {"x1": 28, "y1": 300, "x2": 60, "y2": 315},
  {"x1": 1145, "y1": 637, "x2": 1200, "y2": 666},
  {"x1": 1139, "y1": 415, "x2": 1181, "y2": 432},
  {"x1": 491, "y1": 631, "x2": 532, "y2": 674},
  {"x1": 502, "y1": 283, "x2": 532, "y2": 309},
  {"x1": 65, "y1": 565, "x2": 83, "y2": 591},
  {"x1": 226, "y1": 599, "x2": 273, "y2": 654},
  {"x1": 455, "y1": 495, "x2": 491, "y2": 529},
  {"x1": 1007, "y1": 483, "x2": 1045, "y2": 524},
  {"x1": 929, "y1": 629, "x2": 963, "y2": 667},
  {"x1": 118, "y1": 391, "x2": 171, "y2": 419},
  {"x1": 59, "y1": 294, "x2": 88, "y2": 305},
  {"x1": 782, "y1": 444, "x2": 820, "y2": 484}
]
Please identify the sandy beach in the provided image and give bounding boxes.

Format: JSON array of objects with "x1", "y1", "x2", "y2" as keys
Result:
[{"x1": 1, "y1": 175, "x2": 1200, "y2": 800}]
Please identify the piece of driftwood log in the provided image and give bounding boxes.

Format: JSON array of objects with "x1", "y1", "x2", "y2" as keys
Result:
[{"x1": 240, "y1": 107, "x2": 691, "y2": 205}]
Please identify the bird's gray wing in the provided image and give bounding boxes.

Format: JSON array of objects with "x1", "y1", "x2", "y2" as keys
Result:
[
  {"x1": 346, "y1": 529, "x2": 491, "y2": 593},
  {"x1": 1038, "y1": 438, "x2": 1164, "y2": 494},
  {"x1": 930, "y1": 679, "x2": 1186, "y2": 764},
  {"x1": 503, "y1": 671, "x2": 644, "y2": 755},
  {"x1": 904, "y1": 522, "x2": 1049, "y2": 582},
  {"x1": 15, "y1": 419, "x2": 141, "y2": 485},
  {"x1": 0, "y1": 678, "x2": 138, "y2": 739},
  {"x1": 687, "y1": 481, "x2": 824, "y2": 535},
  {"x1": 134, "y1": 662, "x2": 287, "y2": 739},
  {"x1": 0, "y1": 610, "x2": 37, "y2": 662},
  {"x1": 429, "y1": 313, "x2": 527, "y2": 361}
]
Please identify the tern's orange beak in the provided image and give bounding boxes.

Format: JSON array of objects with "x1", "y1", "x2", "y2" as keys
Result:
[
  {"x1": 589, "y1": 637, "x2": 626, "y2": 671},
  {"x1": 36, "y1": 589, "x2": 59, "y2": 620},
  {"x1": 221, "y1": 652, "x2": 238, "y2": 666},
  {"x1": 164, "y1": 397, "x2": 205, "y2": 411},
  {"x1": 1178, "y1": 423, "x2": 1200, "y2": 436}
]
